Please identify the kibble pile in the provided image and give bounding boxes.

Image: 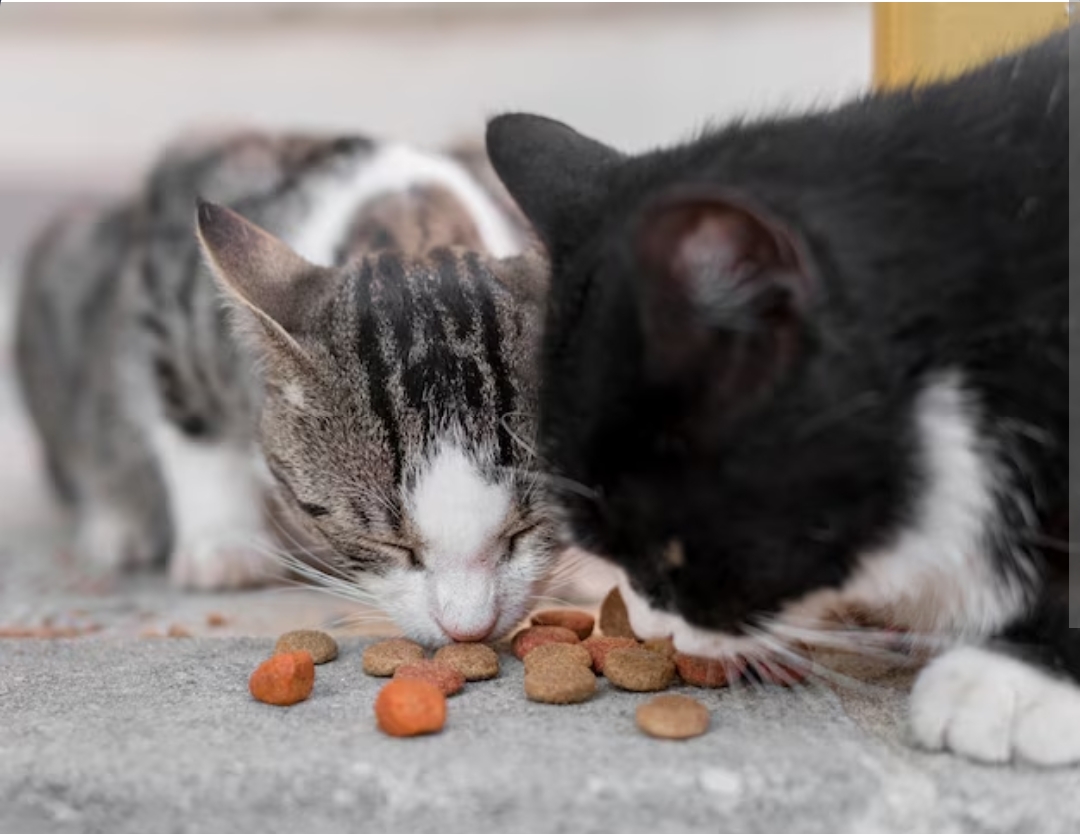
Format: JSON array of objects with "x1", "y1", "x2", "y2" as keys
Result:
[{"x1": 247, "y1": 587, "x2": 798, "y2": 740}]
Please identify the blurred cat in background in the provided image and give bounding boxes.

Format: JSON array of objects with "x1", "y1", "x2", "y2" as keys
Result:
[{"x1": 17, "y1": 129, "x2": 561, "y2": 645}]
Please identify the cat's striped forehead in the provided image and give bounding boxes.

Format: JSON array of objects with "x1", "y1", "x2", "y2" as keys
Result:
[{"x1": 318, "y1": 246, "x2": 538, "y2": 484}]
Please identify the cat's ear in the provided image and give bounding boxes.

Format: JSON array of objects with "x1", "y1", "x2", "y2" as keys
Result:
[
  {"x1": 486, "y1": 113, "x2": 621, "y2": 248},
  {"x1": 196, "y1": 200, "x2": 339, "y2": 359},
  {"x1": 635, "y1": 194, "x2": 812, "y2": 399}
]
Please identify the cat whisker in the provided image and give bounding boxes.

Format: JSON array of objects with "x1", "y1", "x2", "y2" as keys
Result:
[
  {"x1": 493, "y1": 464, "x2": 600, "y2": 503},
  {"x1": 795, "y1": 391, "x2": 882, "y2": 440},
  {"x1": 322, "y1": 610, "x2": 394, "y2": 631},
  {"x1": 498, "y1": 411, "x2": 539, "y2": 460},
  {"x1": 1018, "y1": 531, "x2": 1077, "y2": 553},
  {"x1": 535, "y1": 575, "x2": 588, "y2": 596},
  {"x1": 742, "y1": 626, "x2": 891, "y2": 696},
  {"x1": 253, "y1": 544, "x2": 383, "y2": 607},
  {"x1": 264, "y1": 514, "x2": 347, "y2": 578},
  {"x1": 788, "y1": 624, "x2": 944, "y2": 661},
  {"x1": 528, "y1": 593, "x2": 580, "y2": 608}
]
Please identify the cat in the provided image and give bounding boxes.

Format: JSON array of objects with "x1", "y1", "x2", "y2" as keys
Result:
[
  {"x1": 484, "y1": 30, "x2": 1077, "y2": 765},
  {"x1": 16, "y1": 128, "x2": 560, "y2": 644}
]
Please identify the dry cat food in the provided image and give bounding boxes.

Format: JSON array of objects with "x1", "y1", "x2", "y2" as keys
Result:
[
  {"x1": 166, "y1": 624, "x2": 191, "y2": 638},
  {"x1": 599, "y1": 587, "x2": 636, "y2": 639},
  {"x1": 523, "y1": 642, "x2": 593, "y2": 674},
  {"x1": 0, "y1": 624, "x2": 102, "y2": 639},
  {"x1": 581, "y1": 636, "x2": 639, "y2": 675},
  {"x1": 362, "y1": 638, "x2": 426, "y2": 676},
  {"x1": 249, "y1": 651, "x2": 315, "y2": 706},
  {"x1": 674, "y1": 652, "x2": 743, "y2": 688},
  {"x1": 524, "y1": 662, "x2": 597, "y2": 705},
  {"x1": 433, "y1": 643, "x2": 500, "y2": 681},
  {"x1": 275, "y1": 629, "x2": 339, "y2": 665},
  {"x1": 642, "y1": 637, "x2": 676, "y2": 660},
  {"x1": 530, "y1": 609, "x2": 596, "y2": 640},
  {"x1": 375, "y1": 679, "x2": 447, "y2": 737},
  {"x1": 206, "y1": 613, "x2": 228, "y2": 628},
  {"x1": 604, "y1": 646, "x2": 677, "y2": 692},
  {"x1": 394, "y1": 660, "x2": 466, "y2": 696},
  {"x1": 635, "y1": 694, "x2": 710, "y2": 740},
  {"x1": 511, "y1": 625, "x2": 581, "y2": 660}
]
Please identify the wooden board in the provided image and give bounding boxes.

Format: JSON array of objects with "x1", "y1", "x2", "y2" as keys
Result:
[{"x1": 874, "y1": 2, "x2": 1069, "y2": 89}]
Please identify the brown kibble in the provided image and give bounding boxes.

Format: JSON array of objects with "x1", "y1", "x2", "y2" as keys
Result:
[
  {"x1": 599, "y1": 587, "x2": 635, "y2": 638},
  {"x1": 433, "y1": 643, "x2": 500, "y2": 681},
  {"x1": 582, "y1": 636, "x2": 639, "y2": 674},
  {"x1": 530, "y1": 609, "x2": 595, "y2": 640},
  {"x1": 375, "y1": 679, "x2": 447, "y2": 737},
  {"x1": 605, "y1": 646, "x2": 676, "y2": 692},
  {"x1": 524, "y1": 662, "x2": 597, "y2": 704},
  {"x1": 642, "y1": 637, "x2": 676, "y2": 660},
  {"x1": 206, "y1": 613, "x2": 228, "y2": 628},
  {"x1": 674, "y1": 653, "x2": 744, "y2": 688},
  {"x1": 511, "y1": 625, "x2": 580, "y2": 660},
  {"x1": 523, "y1": 642, "x2": 593, "y2": 674},
  {"x1": 0, "y1": 624, "x2": 101, "y2": 639},
  {"x1": 166, "y1": 624, "x2": 191, "y2": 638},
  {"x1": 636, "y1": 694, "x2": 710, "y2": 740},
  {"x1": 275, "y1": 629, "x2": 338, "y2": 665},
  {"x1": 394, "y1": 660, "x2": 466, "y2": 696},
  {"x1": 249, "y1": 651, "x2": 315, "y2": 706},
  {"x1": 362, "y1": 638, "x2": 426, "y2": 676}
]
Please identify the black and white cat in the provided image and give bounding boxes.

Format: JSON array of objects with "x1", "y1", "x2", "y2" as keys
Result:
[{"x1": 486, "y1": 31, "x2": 1076, "y2": 765}]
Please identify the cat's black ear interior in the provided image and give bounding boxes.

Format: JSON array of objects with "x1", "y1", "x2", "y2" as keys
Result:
[
  {"x1": 196, "y1": 200, "x2": 338, "y2": 340},
  {"x1": 635, "y1": 194, "x2": 811, "y2": 399},
  {"x1": 486, "y1": 113, "x2": 621, "y2": 248}
]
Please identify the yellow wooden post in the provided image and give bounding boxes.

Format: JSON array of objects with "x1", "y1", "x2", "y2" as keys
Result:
[{"x1": 874, "y1": 2, "x2": 1069, "y2": 89}]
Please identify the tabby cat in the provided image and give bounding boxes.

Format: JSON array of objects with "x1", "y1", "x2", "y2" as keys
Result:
[
  {"x1": 486, "y1": 31, "x2": 1076, "y2": 764},
  {"x1": 16, "y1": 129, "x2": 558, "y2": 644}
]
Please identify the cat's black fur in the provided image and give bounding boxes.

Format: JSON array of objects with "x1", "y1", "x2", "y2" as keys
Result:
[{"x1": 487, "y1": 32, "x2": 1071, "y2": 677}]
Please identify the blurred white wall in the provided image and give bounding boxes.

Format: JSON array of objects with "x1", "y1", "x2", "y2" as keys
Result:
[{"x1": 0, "y1": 3, "x2": 872, "y2": 188}]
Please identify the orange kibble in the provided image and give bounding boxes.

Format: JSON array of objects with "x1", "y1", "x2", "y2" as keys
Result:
[
  {"x1": 673, "y1": 653, "x2": 744, "y2": 688},
  {"x1": 511, "y1": 625, "x2": 580, "y2": 660},
  {"x1": 393, "y1": 660, "x2": 466, "y2": 696},
  {"x1": 581, "y1": 636, "x2": 639, "y2": 675},
  {"x1": 530, "y1": 609, "x2": 596, "y2": 640},
  {"x1": 249, "y1": 651, "x2": 315, "y2": 706},
  {"x1": 375, "y1": 679, "x2": 447, "y2": 737}
]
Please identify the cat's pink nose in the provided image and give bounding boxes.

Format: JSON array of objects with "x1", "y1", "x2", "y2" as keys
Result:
[{"x1": 439, "y1": 620, "x2": 496, "y2": 643}]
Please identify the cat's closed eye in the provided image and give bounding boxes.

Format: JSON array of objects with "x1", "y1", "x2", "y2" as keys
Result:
[
  {"x1": 299, "y1": 502, "x2": 330, "y2": 518},
  {"x1": 504, "y1": 521, "x2": 543, "y2": 561},
  {"x1": 389, "y1": 543, "x2": 422, "y2": 570}
]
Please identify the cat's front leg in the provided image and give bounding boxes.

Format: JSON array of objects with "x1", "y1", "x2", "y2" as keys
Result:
[
  {"x1": 150, "y1": 422, "x2": 284, "y2": 590},
  {"x1": 69, "y1": 414, "x2": 173, "y2": 574},
  {"x1": 910, "y1": 644, "x2": 1080, "y2": 767}
]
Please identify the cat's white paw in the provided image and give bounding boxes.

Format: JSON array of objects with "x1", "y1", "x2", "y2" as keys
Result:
[
  {"x1": 910, "y1": 646, "x2": 1080, "y2": 767},
  {"x1": 168, "y1": 533, "x2": 284, "y2": 590},
  {"x1": 76, "y1": 508, "x2": 158, "y2": 572}
]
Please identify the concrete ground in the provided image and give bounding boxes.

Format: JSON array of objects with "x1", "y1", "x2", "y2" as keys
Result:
[{"x1": 2, "y1": 195, "x2": 1079, "y2": 834}]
